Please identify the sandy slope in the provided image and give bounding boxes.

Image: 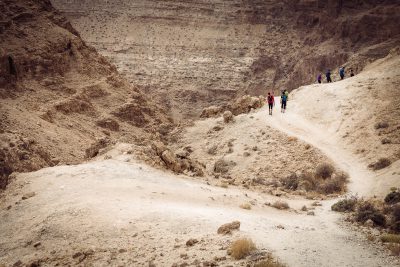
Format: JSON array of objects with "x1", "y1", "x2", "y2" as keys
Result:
[{"x1": 0, "y1": 145, "x2": 398, "y2": 267}]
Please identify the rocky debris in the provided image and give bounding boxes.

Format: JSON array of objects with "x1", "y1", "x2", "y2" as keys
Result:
[
  {"x1": 22, "y1": 192, "x2": 36, "y2": 200},
  {"x1": 223, "y1": 111, "x2": 234, "y2": 123},
  {"x1": 213, "y1": 159, "x2": 236, "y2": 174},
  {"x1": 307, "y1": 211, "x2": 315, "y2": 216},
  {"x1": 186, "y1": 238, "x2": 199, "y2": 247},
  {"x1": 111, "y1": 101, "x2": 149, "y2": 127},
  {"x1": 0, "y1": 135, "x2": 53, "y2": 190},
  {"x1": 85, "y1": 137, "x2": 110, "y2": 158},
  {"x1": 200, "y1": 106, "x2": 223, "y2": 118},
  {"x1": 217, "y1": 221, "x2": 240, "y2": 235},
  {"x1": 202, "y1": 261, "x2": 217, "y2": 266},
  {"x1": 231, "y1": 95, "x2": 264, "y2": 115},
  {"x1": 152, "y1": 141, "x2": 204, "y2": 176},
  {"x1": 96, "y1": 118, "x2": 120, "y2": 131}
]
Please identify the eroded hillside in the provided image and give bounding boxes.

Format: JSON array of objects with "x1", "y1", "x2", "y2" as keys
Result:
[
  {"x1": 51, "y1": 0, "x2": 400, "y2": 119},
  {"x1": 0, "y1": 0, "x2": 172, "y2": 189}
]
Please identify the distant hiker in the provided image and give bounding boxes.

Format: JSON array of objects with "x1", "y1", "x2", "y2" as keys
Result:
[
  {"x1": 281, "y1": 90, "x2": 288, "y2": 113},
  {"x1": 326, "y1": 69, "x2": 332, "y2": 83},
  {"x1": 267, "y1": 92, "x2": 275, "y2": 115},
  {"x1": 339, "y1": 67, "x2": 345, "y2": 80},
  {"x1": 350, "y1": 68, "x2": 355, "y2": 77},
  {"x1": 317, "y1": 73, "x2": 322, "y2": 84}
]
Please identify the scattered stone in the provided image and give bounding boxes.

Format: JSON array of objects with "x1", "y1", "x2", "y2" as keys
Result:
[
  {"x1": 22, "y1": 192, "x2": 36, "y2": 200},
  {"x1": 202, "y1": 261, "x2": 217, "y2": 266},
  {"x1": 186, "y1": 238, "x2": 199, "y2": 247},
  {"x1": 217, "y1": 221, "x2": 240, "y2": 235},
  {"x1": 33, "y1": 242, "x2": 41, "y2": 248},
  {"x1": 214, "y1": 256, "x2": 226, "y2": 262},
  {"x1": 223, "y1": 111, "x2": 234, "y2": 123},
  {"x1": 243, "y1": 152, "x2": 251, "y2": 157},
  {"x1": 277, "y1": 225, "x2": 285, "y2": 229},
  {"x1": 365, "y1": 219, "x2": 374, "y2": 227},
  {"x1": 311, "y1": 201, "x2": 322, "y2": 206},
  {"x1": 301, "y1": 205, "x2": 308, "y2": 211},
  {"x1": 212, "y1": 125, "x2": 224, "y2": 131},
  {"x1": 118, "y1": 248, "x2": 127, "y2": 253},
  {"x1": 307, "y1": 211, "x2": 315, "y2": 216}
]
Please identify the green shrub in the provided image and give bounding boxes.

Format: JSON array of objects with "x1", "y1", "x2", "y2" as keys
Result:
[
  {"x1": 356, "y1": 201, "x2": 386, "y2": 226},
  {"x1": 331, "y1": 198, "x2": 358, "y2": 212},
  {"x1": 385, "y1": 191, "x2": 400, "y2": 205}
]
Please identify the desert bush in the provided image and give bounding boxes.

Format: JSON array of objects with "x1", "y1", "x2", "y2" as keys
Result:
[
  {"x1": 368, "y1": 158, "x2": 391, "y2": 170},
  {"x1": 355, "y1": 201, "x2": 386, "y2": 226},
  {"x1": 315, "y1": 162, "x2": 335, "y2": 179},
  {"x1": 331, "y1": 197, "x2": 358, "y2": 212},
  {"x1": 390, "y1": 204, "x2": 400, "y2": 233},
  {"x1": 385, "y1": 191, "x2": 400, "y2": 205},
  {"x1": 272, "y1": 201, "x2": 290, "y2": 210},
  {"x1": 381, "y1": 234, "x2": 400, "y2": 243},
  {"x1": 280, "y1": 173, "x2": 298, "y2": 190},
  {"x1": 374, "y1": 122, "x2": 389, "y2": 129},
  {"x1": 240, "y1": 203, "x2": 252, "y2": 210},
  {"x1": 230, "y1": 238, "x2": 256, "y2": 260}
]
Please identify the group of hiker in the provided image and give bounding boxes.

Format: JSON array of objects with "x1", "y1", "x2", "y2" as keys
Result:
[
  {"x1": 265, "y1": 67, "x2": 356, "y2": 116},
  {"x1": 266, "y1": 90, "x2": 288, "y2": 115},
  {"x1": 317, "y1": 67, "x2": 355, "y2": 84}
]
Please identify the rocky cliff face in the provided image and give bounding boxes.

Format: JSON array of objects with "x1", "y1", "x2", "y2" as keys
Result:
[
  {"x1": 0, "y1": 0, "x2": 172, "y2": 189},
  {"x1": 51, "y1": 0, "x2": 400, "y2": 120}
]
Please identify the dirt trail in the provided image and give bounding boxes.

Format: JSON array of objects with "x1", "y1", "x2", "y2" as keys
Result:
[{"x1": 258, "y1": 103, "x2": 375, "y2": 197}]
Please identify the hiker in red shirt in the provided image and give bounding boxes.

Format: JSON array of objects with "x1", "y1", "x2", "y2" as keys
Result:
[{"x1": 267, "y1": 92, "x2": 275, "y2": 115}]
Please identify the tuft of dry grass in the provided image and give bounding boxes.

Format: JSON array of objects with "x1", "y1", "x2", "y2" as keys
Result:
[
  {"x1": 368, "y1": 158, "x2": 391, "y2": 170},
  {"x1": 272, "y1": 200, "x2": 290, "y2": 210},
  {"x1": 230, "y1": 238, "x2": 256, "y2": 260},
  {"x1": 381, "y1": 234, "x2": 400, "y2": 244},
  {"x1": 240, "y1": 203, "x2": 252, "y2": 210}
]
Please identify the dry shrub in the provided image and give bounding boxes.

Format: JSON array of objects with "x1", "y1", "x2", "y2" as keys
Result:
[
  {"x1": 315, "y1": 162, "x2": 335, "y2": 179},
  {"x1": 240, "y1": 203, "x2": 252, "y2": 210},
  {"x1": 230, "y1": 238, "x2": 256, "y2": 260},
  {"x1": 381, "y1": 234, "x2": 400, "y2": 243},
  {"x1": 299, "y1": 171, "x2": 318, "y2": 191},
  {"x1": 280, "y1": 173, "x2": 298, "y2": 190},
  {"x1": 317, "y1": 172, "x2": 348, "y2": 194},
  {"x1": 355, "y1": 201, "x2": 386, "y2": 226},
  {"x1": 374, "y1": 122, "x2": 389, "y2": 129},
  {"x1": 368, "y1": 158, "x2": 391, "y2": 170},
  {"x1": 331, "y1": 197, "x2": 358, "y2": 212},
  {"x1": 272, "y1": 201, "x2": 289, "y2": 210}
]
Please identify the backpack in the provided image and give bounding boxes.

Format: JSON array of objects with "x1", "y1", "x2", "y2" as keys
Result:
[
  {"x1": 267, "y1": 95, "x2": 273, "y2": 103},
  {"x1": 282, "y1": 94, "x2": 287, "y2": 101}
]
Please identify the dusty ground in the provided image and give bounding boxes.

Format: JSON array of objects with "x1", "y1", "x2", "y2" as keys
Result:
[
  {"x1": 1, "y1": 144, "x2": 398, "y2": 267},
  {"x1": 1, "y1": 54, "x2": 400, "y2": 266}
]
